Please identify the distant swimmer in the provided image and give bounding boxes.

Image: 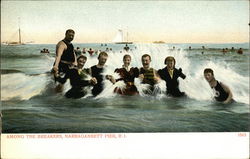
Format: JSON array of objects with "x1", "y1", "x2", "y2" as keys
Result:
[
  {"x1": 109, "y1": 48, "x2": 113, "y2": 53},
  {"x1": 222, "y1": 48, "x2": 227, "y2": 54},
  {"x1": 123, "y1": 44, "x2": 130, "y2": 52},
  {"x1": 158, "y1": 56, "x2": 186, "y2": 97},
  {"x1": 75, "y1": 47, "x2": 82, "y2": 56},
  {"x1": 41, "y1": 48, "x2": 49, "y2": 53},
  {"x1": 82, "y1": 48, "x2": 86, "y2": 54},
  {"x1": 189, "y1": 46, "x2": 192, "y2": 50},
  {"x1": 52, "y1": 29, "x2": 77, "y2": 92},
  {"x1": 65, "y1": 55, "x2": 97, "y2": 99},
  {"x1": 88, "y1": 48, "x2": 94, "y2": 56},
  {"x1": 114, "y1": 54, "x2": 139, "y2": 95},
  {"x1": 90, "y1": 52, "x2": 115, "y2": 96},
  {"x1": 139, "y1": 54, "x2": 160, "y2": 94},
  {"x1": 237, "y1": 48, "x2": 243, "y2": 54},
  {"x1": 204, "y1": 68, "x2": 233, "y2": 104}
]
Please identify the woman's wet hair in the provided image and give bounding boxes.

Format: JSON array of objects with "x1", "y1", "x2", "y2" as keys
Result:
[
  {"x1": 164, "y1": 56, "x2": 176, "y2": 65},
  {"x1": 204, "y1": 68, "x2": 214, "y2": 75},
  {"x1": 123, "y1": 54, "x2": 131, "y2": 60}
]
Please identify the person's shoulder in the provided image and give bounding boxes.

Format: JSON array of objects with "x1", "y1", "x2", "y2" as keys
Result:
[
  {"x1": 131, "y1": 67, "x2": 139, "y2": 71},
  {"x1": 115, "y1": 68, "x2": 122, "y2": 72},
  {"x1": 150, "y1": 67, "x2": 156, "y2": 71},
  {"x1": 139, "y1": 67, "x2": 144, "y2": 72},
  {"x1": 158, "y1": 68, "x2": 163, "y2": 73},
  {"x1": 57, "y1": 40, "x2": 66, "y2": 47},
  {"x1": 90, "y1": 65, "x2": 96, "y2": 69}
]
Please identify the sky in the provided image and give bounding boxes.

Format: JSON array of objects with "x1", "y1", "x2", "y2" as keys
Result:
[{"x1": 1, "y1": 1, "x2": 249, "y2": 44}]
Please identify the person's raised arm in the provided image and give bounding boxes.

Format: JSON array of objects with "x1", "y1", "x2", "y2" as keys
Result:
[
  {"x1": 178, "y1": 68, "x2": 186, "y2": 79},
  {"x1": 221, "y1": 82, "x2": 233, "y2": 104}
]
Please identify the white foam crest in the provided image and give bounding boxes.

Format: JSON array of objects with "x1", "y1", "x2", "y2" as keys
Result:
[
  {"x1": 1, "y1": 73, "x2": 49, "y2": 101},
  {"x1": 47, "y1": 44, "x2": 248, "y2": 104},
  {"x1": 180, "y1": 60, "x2": 249, "y2": 104}
]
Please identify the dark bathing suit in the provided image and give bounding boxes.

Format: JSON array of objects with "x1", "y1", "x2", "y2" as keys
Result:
[
  {"x1": 158, "y1": 67, "x2": 186, "y2": 97},
  {"x1": 114, "y1": 67, "x2": 139, "y2": 95},
  {"x1": 91, "y1": 65, "x2": 104, "y2": 96},
  {"x1": 140, "y1": 68, "x2": 155, "y2": 86},
  {"x1": 54, "y1": 40, "x2": 75, "y2": 84},
  {"x1": 139, "y1": 67, "x2": 156, "y2": 93},
  {"x1": 212, "y1": 81, "x2": 229, "y2": 102},
  {"x1": 65, "y1": 68, "x2": 91, "y2": 99}
]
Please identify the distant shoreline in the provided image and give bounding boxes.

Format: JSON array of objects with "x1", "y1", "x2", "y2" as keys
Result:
[{"x1": 2, "y1": 42, "x2": 247, "y2": 45}]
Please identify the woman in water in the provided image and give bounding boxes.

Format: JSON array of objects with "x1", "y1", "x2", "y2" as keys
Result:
[{"x1": 113, "y1": 54, "x2": 139, "y2": 95}]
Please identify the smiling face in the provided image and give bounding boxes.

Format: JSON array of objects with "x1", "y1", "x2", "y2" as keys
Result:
[
  {"x1": 77, "y1": 57, "x2": 86, "y2": 69},
  {"x1": 123, "y1": 57, "x2": 131, "y2": 67},
  {"x1": 204, "y1": 72, "x2": 214, "y2": 82},
  {"x1": 65, "y1": 31, "x2": 75, "y2": 42},
  {"x1": 98, "y1": 55, "x2": 108, "y2": 66},
  {"x1": 166, "y1": 60, "x2": 175, "y2": 69},
  {"x1": 141, "y1": 56, "x2": 151, "y2": 69}
]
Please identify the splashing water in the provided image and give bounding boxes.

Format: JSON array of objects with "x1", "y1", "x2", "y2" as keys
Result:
[
  {"x1": 1, "y1": 73, "x2": 50, "y2": 101},
  {"x1": 1, "y1": 44, "x2": 249, "y2": 106}
]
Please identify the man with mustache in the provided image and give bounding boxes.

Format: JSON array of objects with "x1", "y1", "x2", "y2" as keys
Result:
[
  {"x1": 52, "y1": 29, "x2": 77, "y2": 92},
  {"x1": 90, "y1": 52, "x2": 115, "y2": 96},
  {"x1": 139, "y1": 54, "x2": 160, "y2": 94}
]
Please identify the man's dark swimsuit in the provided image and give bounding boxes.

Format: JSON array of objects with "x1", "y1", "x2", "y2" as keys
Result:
[
  {"x1": 212, "y1": 81, "x2": 229, "y2": 102},
  {"x1": 65, "y1": 68, "x2": 91, "y2": 99},
  {"x1": 158, "y1": 67, "x2": 186, "y2": 97},
  {"x1": 139, "y1": 67, "x2": 157, "y2": 94},
  {"x1": 54, "y1": 40, "x2": 75, "y2": 84},
  {"x1": 90, "y1": 65, "x2": 104, "y2": 96}
]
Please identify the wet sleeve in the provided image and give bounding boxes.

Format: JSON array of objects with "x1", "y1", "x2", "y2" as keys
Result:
[
  {"x1": 157, "y1": 69, "x2": 163, "y2": 79},
  {"x1": 177, "y1": 68, "x2": 186, "y2": 79},
  {"x1": 78, "y1": 80, "x2": 90, "y2": 87},
  {"x1": 69, "y1": 69, "x2": 90, "y2": 87},
  {"x1": 114, "y1": 68, "x2": 123, "y2": 81}
]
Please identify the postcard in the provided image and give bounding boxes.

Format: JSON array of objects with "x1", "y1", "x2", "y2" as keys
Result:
[{"x1": 1, "y1": 1, "x2": 249, "y2": 159}]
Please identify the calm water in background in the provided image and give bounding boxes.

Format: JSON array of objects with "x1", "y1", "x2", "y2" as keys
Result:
[{"x1": 1, "y1": 43, "x2": 249, "y2": 133}]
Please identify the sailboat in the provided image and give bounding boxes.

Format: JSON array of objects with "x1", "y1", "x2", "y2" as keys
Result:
[
  {"x1": 112, "y1": 29, "x2": 133, "y2": 44},
  {"x1": 6, "y1": 18, "x2": 25, "y2": 46}
]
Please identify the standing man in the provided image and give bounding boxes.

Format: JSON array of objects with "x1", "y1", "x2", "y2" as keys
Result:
[
  {"x1": 139, "y1": 54, "x2": 160, "y2": 94},
  {"x1": 52, "y1": 29, "x2": 77, "y2": 92},
  {"x1": 90, "y1": 52, "x2": 115, "y2": 96},
  {"x1": 204, "y1": 68, "x2": 233, "y2": 104}
]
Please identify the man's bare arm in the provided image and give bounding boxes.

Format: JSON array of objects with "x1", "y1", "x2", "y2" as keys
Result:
[{"x1": 53, "y1": 41, "x2": 66, "y2": 72}]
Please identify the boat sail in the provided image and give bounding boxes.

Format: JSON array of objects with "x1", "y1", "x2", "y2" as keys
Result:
[
  {"x1": 6, "y1": 18, "x2": 25, "y2": 46},
  {"x1": 112, "y1": 29, "x2": 133, "y2": 44}
]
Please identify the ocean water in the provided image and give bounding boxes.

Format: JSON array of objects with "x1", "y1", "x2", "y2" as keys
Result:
[{"x1": 1, "y1": 43, "x2": 249, "y2": 133}]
